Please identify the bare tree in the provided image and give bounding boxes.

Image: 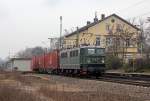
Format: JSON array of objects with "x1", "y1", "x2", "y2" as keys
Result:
[
  {"x1": 137, "y1": 19, "x2": 145, "y2": 55},
  {"x1": 142, "y1": 19, "x2": 150, "y2": 58},
  {"x1": 128, "y1": 17, "x2": 136, "y2": 25},
  {"x1": 134, "y1": 18, "x2": 150, "y2": 58},
  {"x1": 119, "y1": 27, "x2": 137, "y2": 62},
  {"x1": 106, "y1": 24, "x2": 137, "y2": 62},
  {"x1": 16, "y1": 46, "x2": 45, "y2": 58},
  {"x1": 0, "y1": 58, "x2": 5, "y2": 71}
]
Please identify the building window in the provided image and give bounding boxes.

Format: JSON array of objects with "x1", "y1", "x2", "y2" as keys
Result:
[
  {"x1": 63, "y1": 40, "x2": 66, "y2": 44},
  {"x1": 126, "y1": 39, "x2": 130, "y2": 47},
  {"x1": 116, "y1": 24, "x2": 123, "y2": 32},
  {"x1": 106, "y1": 37, "x2": 112, "y2": 46},
  {"x1": 96, "y1": 37, "x2": 100, "y2": 46},
  {"x1": 106, "y1": 24, "x2": 110, "y2": 31},
  {"x1": 116, "y1": 38, "x2": 120, "y2": 46}
]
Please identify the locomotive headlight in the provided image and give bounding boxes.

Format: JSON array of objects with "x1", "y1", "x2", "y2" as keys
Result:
[{"x1": 101, "y1": 58, "x2": 105, "y2": 63}]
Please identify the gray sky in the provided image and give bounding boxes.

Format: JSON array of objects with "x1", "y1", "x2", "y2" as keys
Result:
[{"x1": 0, "y1": 0, "x2": 150, "y2": 59}]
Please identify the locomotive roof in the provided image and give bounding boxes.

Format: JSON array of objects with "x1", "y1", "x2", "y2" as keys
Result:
[{"x1": 60, "y1": 46, "x2": 105, "y2": 53}]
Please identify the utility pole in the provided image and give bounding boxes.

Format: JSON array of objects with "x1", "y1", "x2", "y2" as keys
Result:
[
  {"x1": 60, "y1": 16, "x2": 62, "y2": 49},
  {"x1": 76, "y1": 27, "x2": 79, "y2": 47},
  {"x1": 41, "y1": 41, "x2": 48, "y2": 53},
  {"x1": 141, "y1": 29, "x2": 143, "y2": 56},
  {"x1": 48, "y1": 37, "x2": 52, "y2": 51},
  {"x1": 147, "y1": 17, "x2": 150, "y2": 22},
  {"x1": 9, "y1": 49, "x2": 11, "y2": 59}
]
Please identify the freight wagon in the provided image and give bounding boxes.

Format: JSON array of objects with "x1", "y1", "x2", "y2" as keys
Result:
[{"x1": 31, "y1": 50, "x2": 59, "y2": 73}]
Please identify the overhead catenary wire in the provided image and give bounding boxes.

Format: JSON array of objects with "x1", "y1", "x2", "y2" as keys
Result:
[
  {"x1": 135, "y1": 11, "x2": 150, "y2": 18},
  {"x1": 117, "y1": 0, "x2": 149, "y2": 13},
  {"x1": 127, "y1": 11, "x2": 150, "y2": 20}
]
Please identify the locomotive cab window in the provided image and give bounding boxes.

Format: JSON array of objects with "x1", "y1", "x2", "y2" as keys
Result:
[
  {"x1": 88, "y1": 49, "x2": 95, "y2": 55},
  {"x1": 96, "y1": 49, "x2": 105, "y2": 55}
]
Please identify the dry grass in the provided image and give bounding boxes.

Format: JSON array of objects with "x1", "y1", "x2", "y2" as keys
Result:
[
  {"x1": 0, "y1": 72, "x2": 43, "y2": 101},
  {"x1": 0, "y1": 85, "x2": 41, "y2": 101},
  {"x1": 38, "y1": 85, "x2": 142, "y2": 101},
  {"x1": 0, "y1": 72, "x2": 149, "y2": 101}
]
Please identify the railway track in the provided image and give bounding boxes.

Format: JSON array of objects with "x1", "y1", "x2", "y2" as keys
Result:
[
  {"x1": 22, "y1": 72, "x2": 150, "y2": 87},
  {"x1": 104, "y1": 73, "x2": 150, "y2": 81},
  {"x1": 98, "y1": 76, "x2": 150, "y2": 87},
  {"x1": 96, "y1": 73, "x2": 150, "y2": 87}
]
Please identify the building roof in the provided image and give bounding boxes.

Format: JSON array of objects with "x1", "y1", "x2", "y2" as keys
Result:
[
  {"x1": 10, "y1": 58, "x2": 31, "y2": 61},
  {"x1": 65, "y1": 14, "x2": 140, "y2": 37}
]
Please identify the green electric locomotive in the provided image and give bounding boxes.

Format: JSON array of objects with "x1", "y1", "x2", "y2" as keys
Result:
[{"x1": 60, "y1": 46, "x2": 105, "y2": 76}]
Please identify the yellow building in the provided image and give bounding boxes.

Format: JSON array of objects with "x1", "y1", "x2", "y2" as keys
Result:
[{"x1": 62, "y1": 14, "x2": 140, "y2": 60}]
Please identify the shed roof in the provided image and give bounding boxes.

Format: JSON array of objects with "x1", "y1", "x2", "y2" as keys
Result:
[{"x1": 10, "y1": 58, "x2": 31, "y2": 61}]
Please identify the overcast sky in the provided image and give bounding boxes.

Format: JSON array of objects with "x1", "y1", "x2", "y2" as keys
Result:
[{"x1": 0, "y1": 0, "x2": 150, "y2": 59}]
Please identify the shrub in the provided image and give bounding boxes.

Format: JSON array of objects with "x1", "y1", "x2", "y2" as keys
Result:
[
  {"x1": 123, "y1": 63, "x2": 133, "y2": 72},
  {"x1": 144, "y1": 58, "x2": 150, "y2": 68},
  {"x1": 124, "y1": 58, "x2": 150, "y2": 72},
  {"x1": 105, "y1": 55, "x2": 122, "y2": 70}
]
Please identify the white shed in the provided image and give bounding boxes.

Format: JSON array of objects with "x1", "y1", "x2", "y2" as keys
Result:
[{"x1": 9, "y1": 58, "x2": 31, "y2": 71}]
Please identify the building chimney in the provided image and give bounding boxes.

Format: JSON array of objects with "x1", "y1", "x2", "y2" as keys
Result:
[
  {"x1": 94, "y1": 11, "x2": 98, "y2": 22},
  {"x1": 87, "y1": 21, "x2": 91, "y2": 25},
  {"x1": 101, "y1": 14, "x2": 105, "y2": 20}
]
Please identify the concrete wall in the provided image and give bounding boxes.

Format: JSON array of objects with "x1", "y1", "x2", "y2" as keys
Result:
[{"x1": 12, "y1": 60, "x2": 31, "y2": 71}]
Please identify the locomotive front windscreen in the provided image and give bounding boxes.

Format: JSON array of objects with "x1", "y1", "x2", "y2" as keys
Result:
[
  {"x1": 87, "y1": 48, "x2": 105, "y2": 55},
  {"x1": 80, "y1": 48, "x2": 105, "y2": 64}
]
